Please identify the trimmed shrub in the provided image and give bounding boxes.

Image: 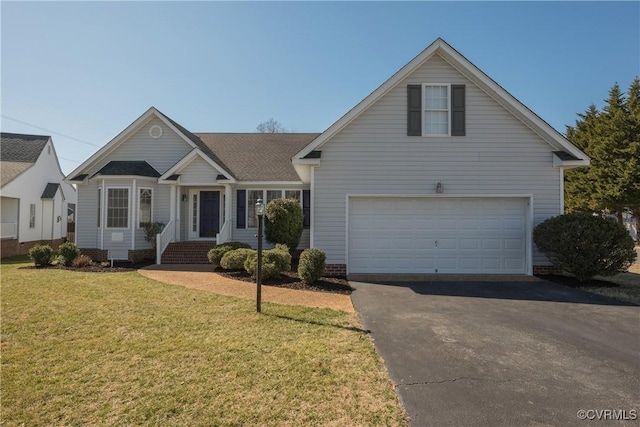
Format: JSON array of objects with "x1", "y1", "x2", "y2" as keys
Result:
[
  {"x1": 72, "y1": 255, "x2": 93, "y2": 268},
  {"x1": 58, "y1": 242, "x2": 80, "y2": 267},
  {"x1": 533, "y1": 212, "x2": 637, "y2": 281},
  {"x1": 29, "y1": 244, "x2": 53, "y2": 267},
  {"x1": 243, "y1": 248, "x2": 291, "y2": 279},
  {"x1": 266, "y1": 247, "x2": 292, "y2": 273},
  {"x1": 264, "y1": 198, "x2": 303, "y2": 254},
  {"x1": 208, "y1": 241, "x2": 252, "y2": 267},
  {"x1": 220, "y1": 248, "x2": 256, "y2": 270},
  {"x1": 298, "y1": 248, "x2": 326, "y2": 285}
]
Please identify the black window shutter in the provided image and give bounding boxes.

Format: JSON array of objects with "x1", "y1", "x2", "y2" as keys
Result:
[
  {"x1": 451, "y1": 85, "x2": 466, "y2": 136},
  {"x1": 236, "y1": 189, "x2": 246, "y2": 229},
  {"x1": 302, "y1": 189, "x2": 311, "y2": 229},
  {"x1": 407, "y1": 85, "x2": 422, "y2": 136}
]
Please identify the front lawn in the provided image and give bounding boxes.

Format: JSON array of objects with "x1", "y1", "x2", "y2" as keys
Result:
[{"x1": 1, "y1": 256, "x2": 406, "y2": 426}]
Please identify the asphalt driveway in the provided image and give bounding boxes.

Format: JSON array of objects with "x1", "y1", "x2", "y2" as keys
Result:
[{"x1": 350, "y1": 279, "x2": 639, "y2": 427}]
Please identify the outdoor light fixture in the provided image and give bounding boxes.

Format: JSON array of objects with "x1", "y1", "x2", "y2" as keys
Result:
[
  {"x1": 436, "y1": 181, "x2": 444, "y2": 194},
  {"x1": 255, "y1": 198, "x2": 265, "y2": 313},
  {"x1": 182, "y1": 194, "x2": 187, "y2": 202}
]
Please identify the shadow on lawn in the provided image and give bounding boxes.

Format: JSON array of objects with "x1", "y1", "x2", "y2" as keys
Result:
[{"x1": 266, "y1": 313, "x2": 371, "y2": 334}]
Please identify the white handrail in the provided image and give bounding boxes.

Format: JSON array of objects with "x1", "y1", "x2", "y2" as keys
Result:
[
  {"x1": 216, "y1": 220, "x2": 232, "y2": 244},
  {"x1": 156, "y1": 220, "x2": 174, "y2": 264}
]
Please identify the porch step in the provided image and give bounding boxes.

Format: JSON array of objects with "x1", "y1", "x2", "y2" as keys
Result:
[{"x1": 161, "y1": 241, "x2": 216, "y2": 264}]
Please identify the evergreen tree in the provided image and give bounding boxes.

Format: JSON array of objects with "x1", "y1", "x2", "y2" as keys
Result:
[{"x1": 564, "y1": 78, "x2": 640, "y2": 233}]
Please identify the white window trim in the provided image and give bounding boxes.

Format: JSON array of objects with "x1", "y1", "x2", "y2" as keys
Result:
[
  {"x1": 137, "y1": 187, "x2": 154, "y2": 229},
  {"x1": 105, "y1": 186, "x2": 131, "y2": 230},
  {"x1": 246, "y1": 189, "x2": 302, "y2": 229},
  {"x1": 422, "y1": 83, "x2": 451, "y2": 137}
]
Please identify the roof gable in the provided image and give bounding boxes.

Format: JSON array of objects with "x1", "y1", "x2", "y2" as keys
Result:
[
  {"x1": 67, "y1": 107, "x2": 235, "y2": 181},
  {"x1": 0, "y1": 133, "x2": 51, "y2": 186},
  {"x1": 293, "y1": 38, "x2": 588, "y2": 165}
]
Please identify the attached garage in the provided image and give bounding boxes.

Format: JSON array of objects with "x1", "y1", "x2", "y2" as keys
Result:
[{"x1": 347, "y1": 196, "x2": 531, "y2": 275}]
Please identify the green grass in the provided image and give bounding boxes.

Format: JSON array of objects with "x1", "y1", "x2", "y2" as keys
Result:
[{"x1": 1, "y1": 256, "x2": 406, "y2": 426}]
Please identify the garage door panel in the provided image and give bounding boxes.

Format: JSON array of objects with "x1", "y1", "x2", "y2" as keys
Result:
[{"x1": 348, "y1": 197, "x2": 528, "y2": 274}]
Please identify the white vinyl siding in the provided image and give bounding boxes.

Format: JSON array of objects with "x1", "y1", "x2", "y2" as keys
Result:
[
  {"x1": 179, "y1": 156, "x2": 223, "y2": 184},
  {"x1": 84, "y1": 117, "x2": 193, "y2": 177},
  {"x1": 313, "y1": 53, "x2": 561, "y2": 269}
]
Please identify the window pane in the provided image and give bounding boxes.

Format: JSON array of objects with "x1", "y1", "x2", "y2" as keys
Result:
[
  {"x1": 266, "y1": 190, "x2": 281, "y2": 204},
  {"x1": 139, "y1": 188, "x2": 152, "y2": 227},
  {"x1": 425, "y1": 86, "x2": 448, "y2": 109},
  {"x1": 29, "y1": 204, "x2": 36, "y2": 228},
  {"x1": 247, "y1": 190, "x2": 263, "y2": 228},
  {"x1": 284, "y1": 190, "x2": 301, "y2": 201},
  {"x1": 425, "y1": 111, "x2": 448, "y2": 135},
  {"x1": 107, "y1": 188, "x2": 129, "y2": 228}
]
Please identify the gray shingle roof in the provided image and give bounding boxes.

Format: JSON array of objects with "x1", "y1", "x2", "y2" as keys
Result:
[
  {"x1": 553, "y1": 151, "x2": 580, "y2": 161},
  {"x1": 154, "y1": 109, "x2": 235, "y2": 178},
  {"x1": 93, "y1": 161, "x2": 161, "y2": 177},
  {"x1": 194, "y1": 133, "x2": 321, "y2": 181},
  {"x1": 41, "y1": 183, "x2": 60, "y2": 199},
  {"x1": 1, "y1": 133, "x2": 50, "y2": 186}
]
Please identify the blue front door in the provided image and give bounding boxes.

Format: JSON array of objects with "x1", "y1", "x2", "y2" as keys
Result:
[{"x1": 199, "y1": 191, "x2": 219, "y2": 238}]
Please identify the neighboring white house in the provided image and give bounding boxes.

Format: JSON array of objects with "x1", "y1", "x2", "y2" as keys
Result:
[
  {"x1": 1, "y1": 133, "x2": 77, "y2": 257},
  {"x1": 67, "y1": 38, "x2": 589, "y2": 275}
]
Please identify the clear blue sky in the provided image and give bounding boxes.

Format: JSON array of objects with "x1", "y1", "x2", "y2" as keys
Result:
[{"x1": 2, "y1": 1, "x2": 638, "y2": 175}]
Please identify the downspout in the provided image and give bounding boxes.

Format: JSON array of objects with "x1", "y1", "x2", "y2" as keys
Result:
[
  {"x1": 132, "y1": 179, "x2": 137, "y2": 251},
  {"x1": 100, "y1": 179, "x2": 105, "y2": 250},
  {"x1": 559, "y1": 168, "x2": 565, "y2": 214}
]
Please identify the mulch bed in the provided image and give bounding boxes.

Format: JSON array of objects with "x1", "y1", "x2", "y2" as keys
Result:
[
  {"x1": 20, "y1": 260, "x2": 155, "y2": 273},
  {"x1": 535, "y1": 274, "x2": 619, "y2": 288},
  {"x1": 216, "y1": 269, "x2": 352, "y2": 295}
]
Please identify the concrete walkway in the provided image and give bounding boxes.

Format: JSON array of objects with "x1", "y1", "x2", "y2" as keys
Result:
[{"x1": 138, "y1": 264, "x2": 354, "y2": 313}]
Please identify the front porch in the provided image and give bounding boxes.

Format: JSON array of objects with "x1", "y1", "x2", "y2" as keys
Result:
[{"x1": 155, "y1": 185, "x2": 232, "y2": 264}]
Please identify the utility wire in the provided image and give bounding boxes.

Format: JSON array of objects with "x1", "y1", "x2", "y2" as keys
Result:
[{"x1": 1, "y1": 114, "x2": 101, "y2": 147}]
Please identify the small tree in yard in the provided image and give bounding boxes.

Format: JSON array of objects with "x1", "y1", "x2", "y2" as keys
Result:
[
  {"x1": 533, "y1": 212, "x2": 637, "y2": 281},
  {"x1": 264, "y1": 198, "x2": 303, "y2": 255}
]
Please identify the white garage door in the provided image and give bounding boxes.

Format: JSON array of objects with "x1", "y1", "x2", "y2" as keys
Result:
[{"x1": 348, "y1": 197, "x2": 528, "y2": 274}]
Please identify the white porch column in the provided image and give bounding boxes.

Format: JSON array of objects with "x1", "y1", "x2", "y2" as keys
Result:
[
  {"x1": 224, "y1": 184, "x2": 232, "y2": 227},
  {"x1": 170, "y1": 184, "x2": 176, "y2": 242},
  {"x1": 131, "y1": 179, "x2": 137, "y2": 250},
  {"x1": 175, "y1": 185, "x2": 181, "y2": 242}
]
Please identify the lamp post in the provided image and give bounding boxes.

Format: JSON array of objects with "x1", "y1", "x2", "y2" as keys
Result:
[{"x1": 255, "y1": 198, "x2": 265, "y2": 313}]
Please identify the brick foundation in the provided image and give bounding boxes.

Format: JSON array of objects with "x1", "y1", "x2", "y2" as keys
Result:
[
  {"x1": 78, "y1": 248, "x2": 156, "y2": 263},
  {"x1": 323, "y1": 264, "x2": 346, "y2": 277},
  {"x1": 1, "y1": 238, "x2": 65, "y2": 258},
  {"x1": 533, "y1": 265, "x2": 563, "y2": 275},
  {"x1": 128, "y1": 249, "x2": 155, "y2": 262},
  {"x1": 79, "y1": 248, "x2": 109, "y2": 262}
]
